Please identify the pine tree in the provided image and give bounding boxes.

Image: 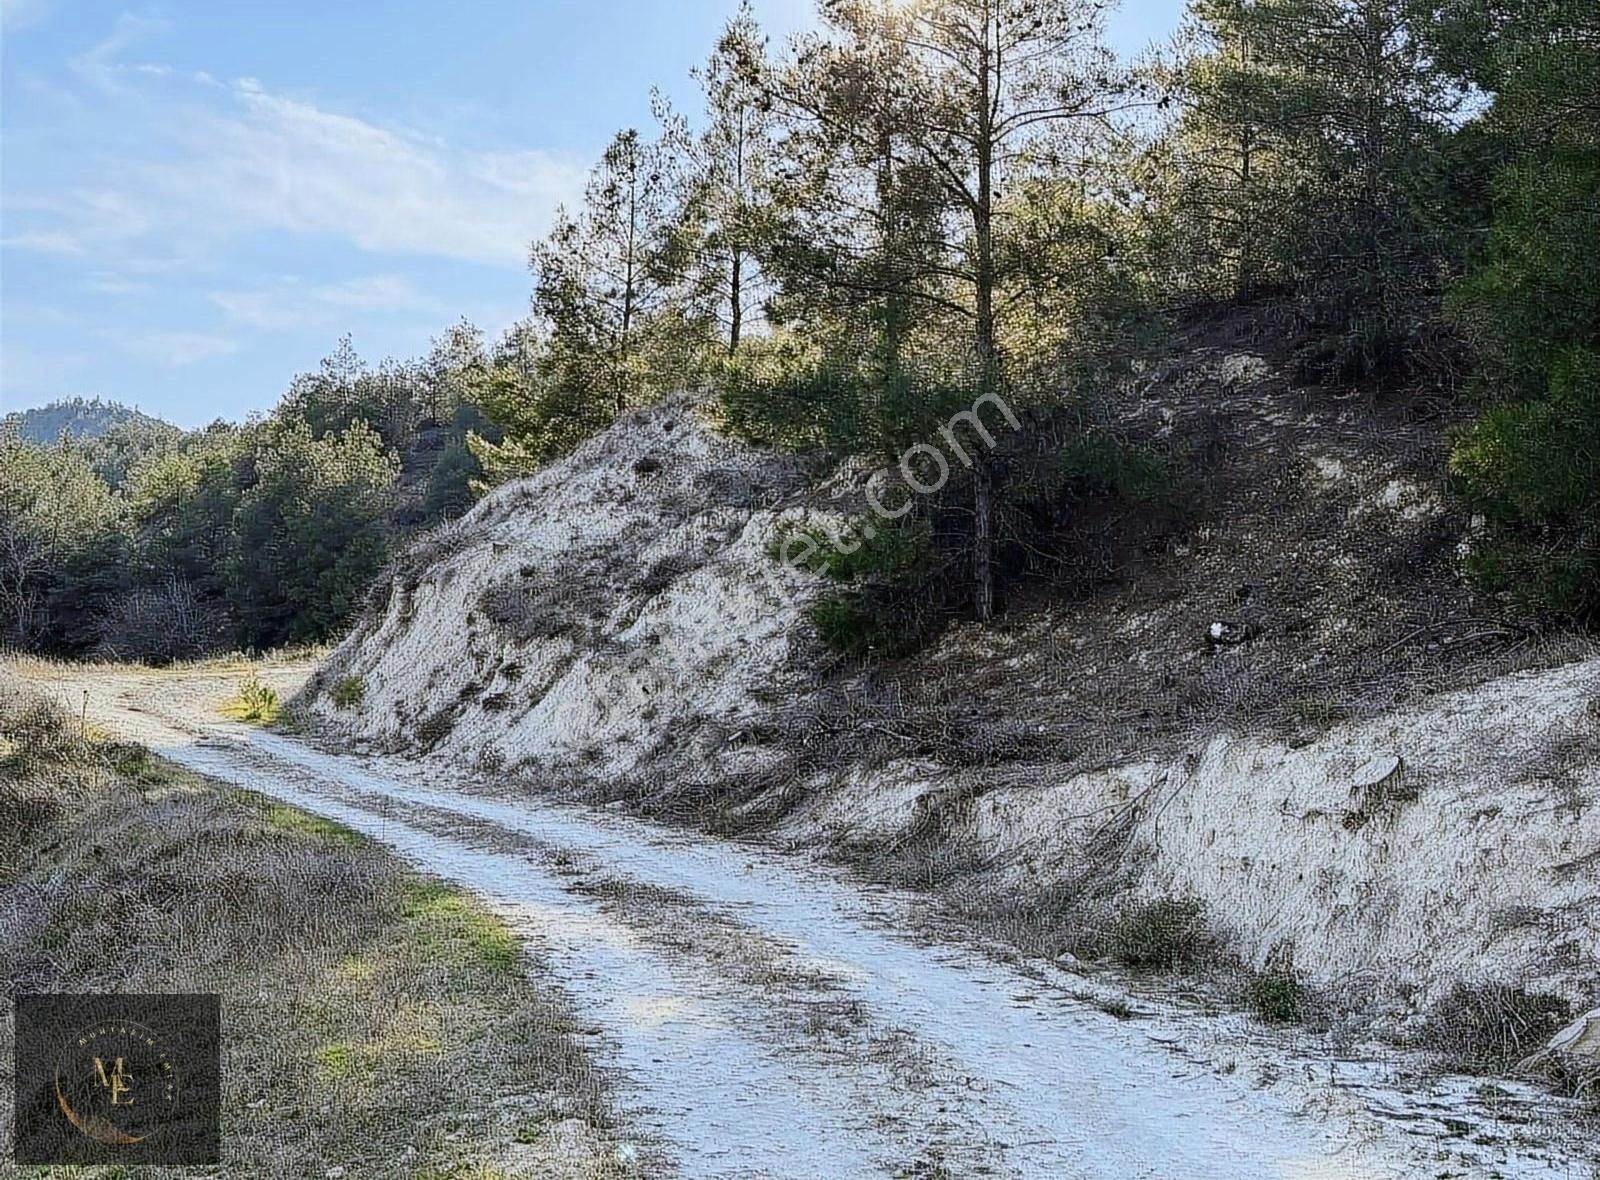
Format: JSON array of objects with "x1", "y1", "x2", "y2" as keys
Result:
[
  {"x1": 675, "y1": 1, "x2": 781, "y2": 355},
  {"x1": 1437, "y1": 0, "x2": 1600, "y2": 618},
  {"x1": 763, "y1": 0, "x2": 1127, "y2": 620},
  {"x1": 1161, "y1": 0, "x2": 1460, "y2": 377},
  {"x1": 1154, "y1": 0, "x2": 1296, "y2": 300},
  {"x1": 531, "y1": 128, "x2": 701, "y2": 415}
]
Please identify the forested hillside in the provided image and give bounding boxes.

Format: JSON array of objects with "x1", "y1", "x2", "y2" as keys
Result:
[
  {"x1": 1, "y1": 331, "x2": 500, "y2": 660},
  {"x1": 3, "y1": 0, "x2": 1595, "y2": 664},
  {"x1": 3, "y1": 397, "x2": 174, "y2": 444}
]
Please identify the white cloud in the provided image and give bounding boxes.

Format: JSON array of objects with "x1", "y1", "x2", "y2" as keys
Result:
[
  {"x1": 175, "y1": 83, "x2": 584, "y2": 265},
  {"x1": 7, "y1": 23, "x2": 586, "y2": 271},
  {"x1": 85, "y1": 271, "x2": 152, "y2": 296},
  {"x1": 3, "y1": 188, "x2": 161, "y2": 264},
  {"x1": 316, "y1": 274, "x2": 431, "y2": 310},
  {"x1": 66, "y1": 14, "x2": 169, "y2": 89},
  {"x1": 1, "y1": 230, "x2": 87, "y2": 256},
  {"x1": 117, "y1": 331, "x2": 239, "y2": 367},
  {"x1": 210, "y1": 274, "x2": 441, "y2": 331},
  {"x1": 2, "y1": 14, "x2": 584, "y2": 411}
]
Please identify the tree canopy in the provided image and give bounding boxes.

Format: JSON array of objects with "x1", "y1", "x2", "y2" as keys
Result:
[{"x1": 6, "y1": 0, "x2": 1599, "y2": 657}]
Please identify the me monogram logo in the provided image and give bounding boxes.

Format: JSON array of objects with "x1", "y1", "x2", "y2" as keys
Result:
[
  {"x1": 54, "y1": 1018, "x2": 179, "y2": 1147},
  {"x1": 93, "y1": 1055, "x2": 136, "y2": 1107},
  {"x1": 12, "y1": 994, "x2": 220, "y2": 1165}
]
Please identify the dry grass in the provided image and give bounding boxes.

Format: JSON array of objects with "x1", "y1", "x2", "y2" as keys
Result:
[
  {"x1": 4, "y1": 644, "x2": 327, "y2": 679},
  {"x1": 1421, "y1": 983, "x2": 1600, "y2": 1109},
  {"x1": 0, "y1": 675, "x2": 631, "y2": 1179},
  {"x1": 1422, "y1": 983, "x2": 1573, "y2": 1076}
]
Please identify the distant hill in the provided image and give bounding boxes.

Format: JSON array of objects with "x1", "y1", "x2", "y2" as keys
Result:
[
  {"x1": 4, "y1": 398, "x2": 187, "y2": 489},
  {"x1": 3, "y1": 397, "x2": 178, "y2": 444}
]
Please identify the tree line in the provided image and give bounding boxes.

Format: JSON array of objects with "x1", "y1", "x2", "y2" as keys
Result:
[
  {"x1": 0, "y1": 328, "x2": 499, "y2": 659},
  {"x1": 4, "y1": 0, "x2": 1596, "y2": 660},
  {"x1": 473, "y1": 0, "x2": 1597, "y2": 628}
]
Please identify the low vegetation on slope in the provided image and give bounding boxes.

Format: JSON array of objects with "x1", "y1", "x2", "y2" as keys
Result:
[{"x1": 0, "y1": 673, "x2": 631, "y2": 1179}]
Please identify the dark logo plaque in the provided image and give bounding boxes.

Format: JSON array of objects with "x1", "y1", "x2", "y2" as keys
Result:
[{"x1": 13, "y1": 993, "x2": 221, "y2": 1165}]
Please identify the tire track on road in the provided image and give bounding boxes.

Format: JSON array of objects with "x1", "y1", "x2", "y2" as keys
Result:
[{"x1": 40, "y1": 667, "x2": 1587, "y2": 1180}]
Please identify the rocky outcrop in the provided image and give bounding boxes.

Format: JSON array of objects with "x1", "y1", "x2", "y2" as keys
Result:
[{"x1": 798, "y1": 656, "x2": 1600, "y2": 1012}]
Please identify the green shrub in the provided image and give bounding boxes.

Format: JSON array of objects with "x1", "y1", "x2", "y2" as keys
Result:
[
  {"x1": 224, "y1": 675, "x2": 282, "y2": 724},
  {"x1": 1054, "y1": 433, "x2": 1182, "y2": 504},
  {"x1": 716, "y1": 335, "x2": 834, "y2": 450},
  {"x1": 772, "y1": 516, "x2": 936, "y2": 658},
  {"x1": 108, "y1": 743, "x2": 179, "y2": 785},
  {"x1": 330, "y1": 675, "x2": 366, "y2": 710},
  {"x1": 421, "y1": 437, "x2": 482, "y2": 523},
  {"x1": 770, "y1": 518, "x2": 932, "y2": 582},
  {"x1": 1245, "y1": 970, "x2": 1304, "y2": 1024},
  {"x1": 1447, "y1": 142, "x2": 1600, "y2": 622},
  {"x1": 1450, "y1": 348, "x2": 1600, "y2": 622},
  {"x1": 1108, "y1": 897, "x2": 1210, "y2": 971},
  {"x1": 807, "y1": 594, "x2": 901, "y2": 658}
]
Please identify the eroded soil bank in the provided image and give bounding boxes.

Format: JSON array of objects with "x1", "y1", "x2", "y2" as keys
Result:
[{"x1": 296, "y1": 385, "x2": 1599, "y2": 1041}]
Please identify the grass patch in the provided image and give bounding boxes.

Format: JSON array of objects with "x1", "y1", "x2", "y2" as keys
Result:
[
  {"x1": 0, "y1": 668, "x2": 618, "y2": 1179},
  {"x1": 402, "y1": 877, "x2": 522, "y2": 975},
  {"x1": 414, "y1": 1165, "x2": 520, "y2": 1180},
  {"x1": 314, "y1": 1015, "x2": 445, "y2": 1084},
  {"x1": 330, "y1": 674, "x2": 366, "y2": 709},
  {"x1": 1245, "y1": 969, "x2": 1305, "y2": 1024},
  {"x1": 260, "y1": 799, "x2": 367, "y2": 847},
  {"x1": 106, "y1": 740, "x2": 184, "y2": 785},
  {"x1": 1108, "y1": 897, "x2": 1211, "y2": 971},
  {"x1": 223, "y1": 672, "x2": 283, "y2": 723},
  {"x1": 0, "y1": 694, "x2": 94, "y2": 777}
]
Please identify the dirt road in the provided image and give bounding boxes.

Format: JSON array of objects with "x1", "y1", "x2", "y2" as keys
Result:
[{"x1": 24, "y1": 661, "x2": 1595, "y2": 1180}]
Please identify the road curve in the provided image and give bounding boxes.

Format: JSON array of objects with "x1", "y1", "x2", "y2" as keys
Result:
[{"x1": 33, "y1": 665, "x2": 1593, "y2": 1180}]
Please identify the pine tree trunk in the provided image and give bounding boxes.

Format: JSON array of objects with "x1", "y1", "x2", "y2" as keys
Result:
[
  {"x1": 973, "y1": 461, "x2": 995, "y2": 623},
  {"x1": 1237, "y1": 122, "x2": 1255, "y2": 301},
  {"x1": 729, "y1": 249, "x2": 743, "y2": 357},
  {"x1": 971, "y1": 27, "x2": 998, "y2": 624}
]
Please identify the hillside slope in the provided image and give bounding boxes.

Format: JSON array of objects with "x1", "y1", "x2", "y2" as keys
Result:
[
  {"x1": 304, "y1": 395, "x2": 819, "y2": 778},
  {"x1": 2, "y1": 396, "x2": 176, "y2": 443},
  {"x1": 302, "y1": 331, "x2": 1600, "y2": 1041}
]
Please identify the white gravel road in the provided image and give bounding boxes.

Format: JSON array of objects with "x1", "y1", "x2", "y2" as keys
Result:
[{"x1": 32, "y1": 665, "x2": 1597, "y2": 1180}]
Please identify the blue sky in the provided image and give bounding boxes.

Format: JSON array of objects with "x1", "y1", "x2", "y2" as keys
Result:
[{"x1": 1, "y1": 0, "x2": 1184, "y2": 428}]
